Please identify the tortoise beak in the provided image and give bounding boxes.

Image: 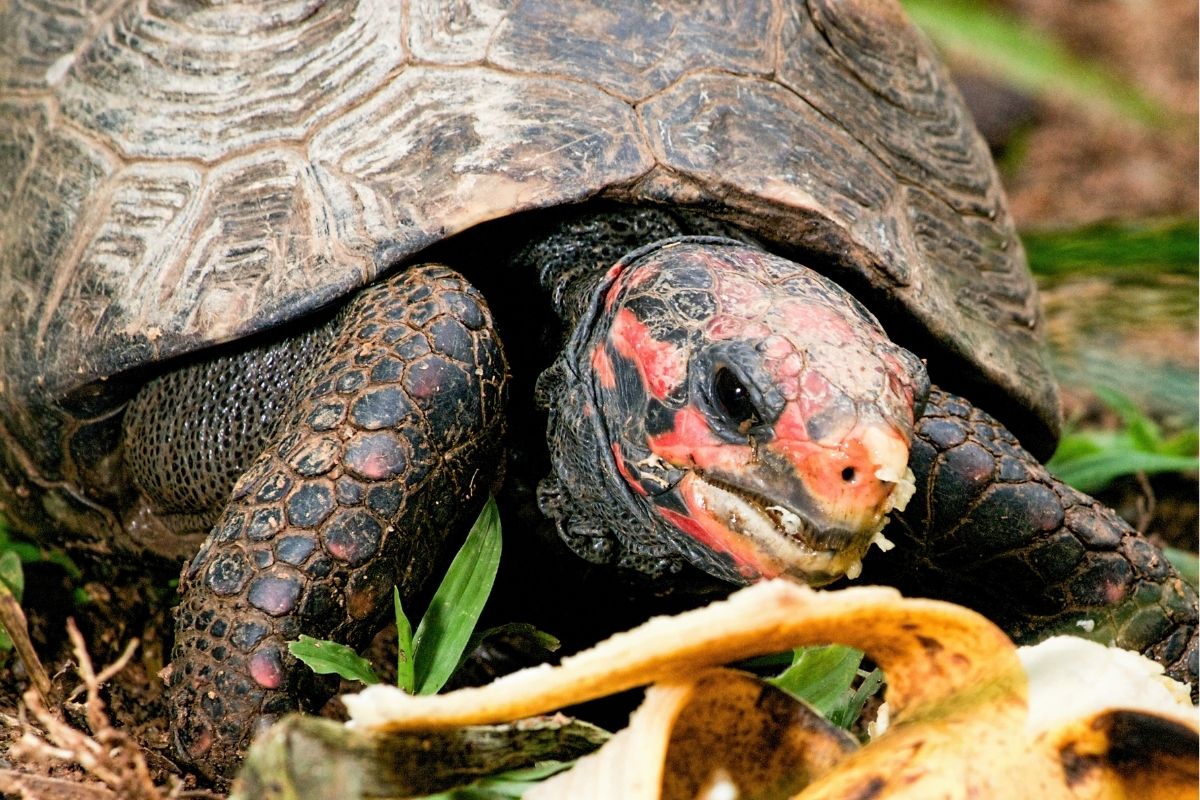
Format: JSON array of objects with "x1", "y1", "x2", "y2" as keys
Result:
[{"x1": 665, "y1": 422, "x2": 914, "y2": 585}]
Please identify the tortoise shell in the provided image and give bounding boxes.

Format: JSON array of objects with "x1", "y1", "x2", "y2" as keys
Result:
[{"x1": 0, "y1": 0, "x2": 1058, "y2": 455}]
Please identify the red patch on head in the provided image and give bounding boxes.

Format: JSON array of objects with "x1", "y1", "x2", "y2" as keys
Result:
[
  {"x1": 591, "y1": 345, "x2": 616, "y2": 389},
  {"x1": 603, "y1": 267, "x2": 622, "y2": 311},
  {"x1": 611, "y1": 443, "x2": 648, "y2": 496},
  {"x1": 603, "y1": 263, "x2": 654, "y2": 311},
  {"x1": 771, "y1": 403, "x2": 809, "y2": 443},
  {"x1": 770, "y1": 414, "x2": 908, "y2": 523},
  {"x1": 706, "y1": 314, "x2": 771, "y2": 341},
  {"x1": 648, "y1": 407, "x2": 753, "y2": 473},
  {"x1": 608, "y1": 308, "x2": 686, "y2": 400},
  {"x1": 777, "y1": 299, "x2": 855, "y2": 346},
  {"x1": 881, "y1": 354, "x2": 918, "y2": 421},
  {"x1": 658, "y1": 495, "x2": 779, "y2": 581}
]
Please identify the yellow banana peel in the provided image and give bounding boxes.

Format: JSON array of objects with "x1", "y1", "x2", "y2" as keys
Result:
[{"x1": 342, "y1": 580, "x2": 1198, "y2": 799}]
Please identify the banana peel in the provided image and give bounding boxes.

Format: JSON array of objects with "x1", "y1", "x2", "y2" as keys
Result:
[{"x1": 327, "y1": 580, "x2": 1196, "y2": 799}]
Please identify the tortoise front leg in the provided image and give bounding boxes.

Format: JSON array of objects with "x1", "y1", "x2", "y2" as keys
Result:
[
  {"x1": 871, "y1": 387, "x2": 1197, "y2": 687},
  {"x1": 161, "y1": 265, "x2": 507, "y2": 779}
]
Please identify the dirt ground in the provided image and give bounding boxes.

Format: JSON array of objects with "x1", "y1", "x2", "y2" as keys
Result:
[{"x1": 0, "y1": 2, "x2": 1195, "y2": 797}]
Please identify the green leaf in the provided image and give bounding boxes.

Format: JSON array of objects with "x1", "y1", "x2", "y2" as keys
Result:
[
  {"x1": 0, "y1": 522, "x2": 83, "y2": 579},
  {"x1": 1161, "y1": 428, "x2": 1200, "y2": 459},
  {"x1": 902, "y1": 0, "x2": 1168, "y2": 124},
  {"x1": 1163, "y1": 547, "x2": 1199, "y2": 590},
  {"x1": 830, "y1": 668, "x2": 885, "y2": 729},
  {"x1": 1047, "y1": 386, "x2": 1199, "y2": 493},
  {"x1": 394, "y1": 586, "x2": 415, "y2": 694},
  {"x1": 1092, "y1": 386, "x2": 1163, "y2": 453},
  {"x1": 0, "y1": 550, "x2": 24, "y2": 604},
  {"x1": 472, "y1": 761, "x2": 575, "y2": 797},
  {"x1": 418, "y1": 761, "x2": 575, "y2": 799},
  {"x1": 481, "y1": 623, "x2": 560, "y2": 654},
  {"x1": 287, "y1": 635, "x2": 380, "y2": 686},
  {"x1": 413, "y1": 497, "x2": 503, "y2": 695},
  {"x1": 1023, "y1": 220, "x2": 1199, "y2": 277},
  {"x1": 456, "y1": 622, "x2": 562, "y2": 675},
  {"x1": 1047, "y1": 450, "x2": 1200, "y2": 495},
  {"x1": 768, "y1": 645, "x2": 864, "y2": 717},
  {"x1": 0, "y1": 551, "x2": 19, "y2": 653},
  {"x1": 1048, "y1": 431, "x2": 1105, "y2": 464}
]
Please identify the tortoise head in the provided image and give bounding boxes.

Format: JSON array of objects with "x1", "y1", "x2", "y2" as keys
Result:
[{"x1": 543, "y1": 237, "x2": 929, "y2": 586}]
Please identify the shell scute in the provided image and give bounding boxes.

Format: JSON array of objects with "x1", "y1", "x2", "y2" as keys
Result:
[{"x1": 1, "y1": 0, "x2": 1057, "y2": 460}]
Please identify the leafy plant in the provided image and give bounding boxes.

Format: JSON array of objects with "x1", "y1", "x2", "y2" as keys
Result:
[
  {"x1": 1047, "y1": 387, "x2": 1200, "y2": 494},
  {"x1": 1023, "y1": 219, "x2": 1199, "y2": 278},
  {"x1": 902, "y1": 0, "x2": 1168, "y2": 124},
  {"x1": 289, "y1": 496, "x2": 504, "y2": 694},
  {"x1": 410, "y1": 496, "x2": 503, "y2": 695},
  {"x1": 0, "y1": 550, "x2": 24, "y2": 652},
  {"x1": 288, "y1": 635, "x2": 381, "y2": 685},
  {"x1": 768, "y1": 645, "x2": 884, "y2": 730},
  {"x1": 1163, "y1": 547, "x2": 1199, "y2": 590},
  {"x1": 0, "y1": 516, "x2": 87, "y2": 653},
  {"x1": 0, "y1": 517, "x2": 83, "y2": 580},
  {"x1": 419, "y1": 761, "x2": 575, "y2": 800}
]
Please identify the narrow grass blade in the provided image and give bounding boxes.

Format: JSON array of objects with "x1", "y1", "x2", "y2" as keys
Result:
[
  {"x1": 0, "y1": 551, "x2": 20, "y2": 652},
  {"x1": 395, "y1": 586, "x2": 415, "y2": 694},
  {"x1": 1048, "y1": 450, "x2": 1200, "y2": 495},
  {"x1": 0, "y1": 550, "x2": 24, "y2": 602},
  {"x1": 1092, "y1": 386, "x2": 1164, "y2": 452},
  {"x1": 288, "y1": 635, "x2": 380, "y2": 685},
  {"x1": 902, "y1": 0, "x2": 1168, "y2": 124},
  {"x1": 413, "y1": 497, "x2": 503, "y2": 695},
  {"x1": 1024, "y1": 220, "x2": 1199, "y2": 277},
  {"x1": 1163, "y1": 548, "x2": 1199, "y2": 589},
  {"x1": 831, "y1": 667, "x2": 885, "y2": 729}
]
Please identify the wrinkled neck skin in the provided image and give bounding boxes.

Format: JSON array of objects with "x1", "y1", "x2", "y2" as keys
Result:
[{"x1": 538, "y1": 236, "x2": 930, "y2": 589}]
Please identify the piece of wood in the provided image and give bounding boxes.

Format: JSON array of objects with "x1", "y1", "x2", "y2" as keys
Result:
[{"x1": 232, "y1": 713, "x2": 609, "y2": 800}]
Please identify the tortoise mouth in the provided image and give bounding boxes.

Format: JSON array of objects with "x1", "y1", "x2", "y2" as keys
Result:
[{"x1": 677, "y1": 472, "x2": 876, "y2": 585}]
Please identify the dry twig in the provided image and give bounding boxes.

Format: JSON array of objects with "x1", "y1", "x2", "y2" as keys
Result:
[
  {"x1": 0, "y1": 579, "x2": 53, "y2": 706},
  {"x1": 7, "y1": 619, "x2": 179, "y2": 800},
  {"x1": 1134, "y1": 470, "x2": 1157, "y2": 536}
]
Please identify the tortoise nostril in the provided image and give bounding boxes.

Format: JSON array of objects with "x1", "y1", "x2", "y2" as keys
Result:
[{"x1": 841, "y1": 467, "x2": 856, "y2": 482}]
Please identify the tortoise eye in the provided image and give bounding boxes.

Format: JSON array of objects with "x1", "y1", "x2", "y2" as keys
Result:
[{"x1": 713, "y1": 367, "x2": 761, "y2": 432}]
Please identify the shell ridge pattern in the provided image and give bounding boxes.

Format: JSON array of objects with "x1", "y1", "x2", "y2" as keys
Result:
[
  {"x1": 0, "y1": 0, "x2": 1059, "y2": 453},
  {"x1": 4, "y1": 118, "x2": 116, "y2": 368},
  {"x1": 307, "y1": 61, "x2": 653, "y2": 250},
  {"x1": 56, "y1": 0, "x2": 406, "y2": 164},
  {"x1": 406, "y1": 0, "x2": 510, "y2": 65},
  {"x1": 636, "y1": 69, "x2": 913, "y2": 285},
  {"x1": 486, "y1": 0, "x2": 777, "y2": 104},
  {"x1": 791, "y1": 0, "x2": 1004, "y2": 218},
  {"x1": 0, "y1": 0, "x2": 126, "y2": 92}
]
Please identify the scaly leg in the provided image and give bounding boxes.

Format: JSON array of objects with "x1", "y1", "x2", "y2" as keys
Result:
[
  {"x1": 873, "y1": 387, "x2": 1197, "y2": 687},
  {"x1": 147, "y1": 265, "x2": 506, "y2": 778}
]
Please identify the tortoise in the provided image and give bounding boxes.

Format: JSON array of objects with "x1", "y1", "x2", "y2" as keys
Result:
[{"x1": 0, "y1": 0, "x2": 1195, "y2": 781}]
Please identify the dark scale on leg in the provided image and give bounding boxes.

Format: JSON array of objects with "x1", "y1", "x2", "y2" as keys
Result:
[
  {"x1": 867, "y1": 387, "x2": 1197, "y2": 689},
  {"x1": 155, "y1": 264, "x2": 507, "y2": 778}
]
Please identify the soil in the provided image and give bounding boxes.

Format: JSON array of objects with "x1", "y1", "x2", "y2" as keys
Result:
[{"x1": 0, "y1": 2, "x2": 1195, "y2": 797}]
